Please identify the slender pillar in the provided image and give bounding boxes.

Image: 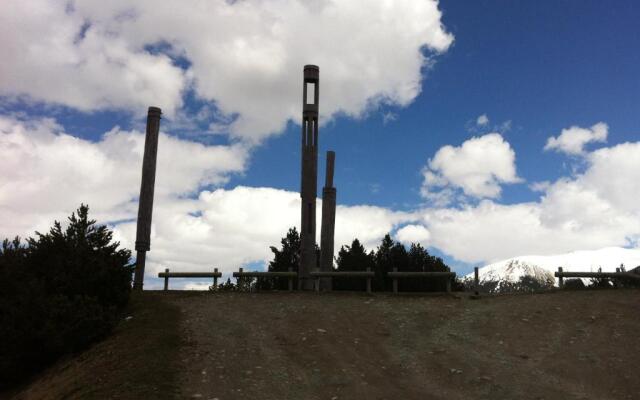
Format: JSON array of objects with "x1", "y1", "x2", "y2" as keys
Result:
[
  {"x1": 133, "y1": 106, "x2": 162, "y2": 290},
  {"x1": 319, "y1": 151, "x2": 336, "y2": 290},
  {"x1": 299, "y1": 65, "x2": 319, "y2": 290}
]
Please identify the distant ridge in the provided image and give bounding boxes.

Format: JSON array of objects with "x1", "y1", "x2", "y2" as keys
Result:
[{"x1": 466, "y1": 247, "x2": 640, "y2": 285}]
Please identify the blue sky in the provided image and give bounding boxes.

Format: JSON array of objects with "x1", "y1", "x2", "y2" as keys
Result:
[{"x1": 1, "y1": 0, "x2": 639, "y2": 288}]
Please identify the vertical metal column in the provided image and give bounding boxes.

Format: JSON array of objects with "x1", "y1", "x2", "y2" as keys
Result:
[{"x1": 133, "y1": 106, "x2": 162, "y2": 291}]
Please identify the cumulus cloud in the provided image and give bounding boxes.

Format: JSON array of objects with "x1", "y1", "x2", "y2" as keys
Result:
[
  {"x1": 395, "y1": 224, "x2": 431, "y2": 246},
  {"x1": 0, "y1": 115, "x2": 411, "y2": 289},
  {"x1": 417, "y1": 136, "x2": 640, "y2": 264},
  {"x1": 113, "y1": 186, "x2": 410, "y2": 288},
  {"x1": 544, "y1": 122, "x2": 608, "y2": 155},
  {"x1": 421, "y1": 133, "x2": 522, "y2": 203},
  {"x1": 0, "y1": 114, "x2": 248, "y2": 238},
  {"x1": 0, "y1": 2, "x2": 187, "y2": 115},
  {"x1": 0, "y1": 0, "x2": 453, "y2": 141},
  {"x1": 3, "y1": 115, "x2": 638, "y2": 285}
]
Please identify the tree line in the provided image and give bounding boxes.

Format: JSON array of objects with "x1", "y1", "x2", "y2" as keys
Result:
[{"x1": 250, "y1": 227, "x2": 457, "y2": 292}]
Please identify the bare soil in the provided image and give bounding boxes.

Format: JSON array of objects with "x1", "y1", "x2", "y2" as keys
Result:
[{"x1": 5, "y1": 289, "x2": 639, "y2": 400}]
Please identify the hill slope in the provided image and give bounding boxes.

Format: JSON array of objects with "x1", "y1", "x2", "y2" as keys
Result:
[{"x1": 5, "y1": 290, "x2": 640, "y2": 400}]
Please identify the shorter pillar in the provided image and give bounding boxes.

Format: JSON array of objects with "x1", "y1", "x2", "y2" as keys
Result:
[
  {"x1": 558, "y1": 267, "x2": 564, "y2": 289},
  {"x1": 288, "y1": 267, "x2": 293, "y2": 291},
  {"x1": 393, "y1": 267, "x2": 398, "y2": 294},
  {"x1": 213, "y1": 268, "x2": 219, "y2": 289},
  {"x1": 474, "y1": 266, "x2": 480, "y2": 295},
  {"x1": 366, "y1": 267, "x2": 372, "y2": 294},
  {"x1": 164, "y1": 268, "x2": 169, "y2": 291}
]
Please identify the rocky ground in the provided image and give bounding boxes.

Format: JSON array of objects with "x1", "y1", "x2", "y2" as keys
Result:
[{"x1": 6, "y1": 289, "x2": 639, "y2": 400}]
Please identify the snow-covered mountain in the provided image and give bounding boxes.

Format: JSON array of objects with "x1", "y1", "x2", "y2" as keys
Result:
[{"x1": 465, "y1": 247, "x2": 640, "y2": 285}]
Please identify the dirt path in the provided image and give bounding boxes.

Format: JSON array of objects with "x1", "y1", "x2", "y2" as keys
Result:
[
  {"x1": 6, "y1": 290, "x2": 638, "y2": 400},
  {"x1": 168, "y1": 290, "x2": 640, "y2": 400}
]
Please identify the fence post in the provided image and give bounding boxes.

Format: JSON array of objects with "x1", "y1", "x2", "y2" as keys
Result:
[
  {"x1": 615, "y1": 267, "x2": 620, "y2": 288},
  {"x1": 238, "y1": 267, "x2": 243, "y2": 289},
  {"x1": 558, "y1": 267, "x2": 564, "y2": 289},
  {"x1": 288, "y1": 267, "x2": 293, "y2": 292},
  {"x1": 213, "y1": 268, "x2": 219, "y2": 289},
  {"x1": 393, "y1": 267, "x2": 398, "y2": 294},
  {"x1": 164, "y1": 268, "x2": 169, "y2": 291},
  {"x1": 474, "y1": 267, "x2": 479, "y2": 294},
  {"x1": 446, "y1": 275, "x2": 452, "y2": 293},
  {"x1": 366, "y1": 267, "x2": 372, "y2": 294},
  {"x1": 315, "y1": 270, "x2": 320, "y2": 293}
]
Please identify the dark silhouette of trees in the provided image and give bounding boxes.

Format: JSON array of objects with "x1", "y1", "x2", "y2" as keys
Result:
[
  {"x1": 373, "y1": 234, "x2": 395, "y2": 291},
  {"x1": 259, "y1": 227, "x2": 301, "y2": 290},
  {"x1": 0, "y1": 205, "x2": 132, "y2": 388},
  {"x1": 333, "y1": 234, "x2": 452, "y2": 292},
  {"x1": 334, "y1": 239, "x2": 375, "y2": 290},
  {"x1": 262, "y1": 229, "x2": 454, "y2": 292}
]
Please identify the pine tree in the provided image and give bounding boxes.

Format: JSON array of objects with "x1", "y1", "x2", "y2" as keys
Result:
[
  {"x1": 373, "y1": 234, "x2": 395, "y2": 291},
  {"x1": 0, "y1": 204, "x2": 132, "y2": 387},
  {"x1": 334, "y1": 239, "x2": 375, "y2": 290},
  {"x1": 261, "y1": 227, "x2": 300, "y2": 290}
]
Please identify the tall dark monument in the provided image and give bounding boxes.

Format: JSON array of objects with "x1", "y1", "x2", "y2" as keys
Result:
[
  {"x1": 319, "y1": 151, "x2": 336, "y2": 290},
  {"x1": 133, "y1": 106, "x2": 162, "y2": 291},
  {"x1": 299, "y1": 65, "x2": 319, "y2": 290}
]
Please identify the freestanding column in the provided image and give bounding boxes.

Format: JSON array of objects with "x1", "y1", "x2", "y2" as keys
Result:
[
  {"x1": 133, "y1": 106, "x2": 162, "y2": 290},
  {"x1": 299, "y1": 65, "x2": 319, "y2": 290},
  {"x1": 319, "y1": 151, "x2": 336, "y2": 291}
]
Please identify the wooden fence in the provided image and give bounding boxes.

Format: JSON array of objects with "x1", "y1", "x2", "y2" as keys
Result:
[
  {"x1": 388, "y1": 268, "x2": 456, "y2": 293},
  {"x1": 158, "y1": 268, "x2": 222, "y2": 291},
  {"x1": 158, "y1": 267, "x2": 457, "y2": 293},
  {"x1": 554, "y1": 267, "x2": 640, "y2": 288},
  {"x1": 310, "y1": 268, "x2": 375, "y2": 293},
  {"x1": 233, "y1": 267, "x2": 298, "y2": 291}
]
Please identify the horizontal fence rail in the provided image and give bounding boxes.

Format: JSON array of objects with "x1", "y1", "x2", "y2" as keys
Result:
[
  {"x1": 310, "y1": 269, "x2": 376, "y2": 293},
  {"x1": 233, "y1": 267, "x2": 297, "y2": 291},
  {"x1": 157, "y1": 267, "x2": 459, "y2": 294},
  {"x1": 555, "y1": 267, "x2": 640, "y2": 288},
  {"x1": 389, "y1": 268, "x2": 456, "y2": 293},
  {"x1": 309, "y1": 271, "x2": 375, "y2": 278},
  {"x1": 158, "y1": 268, "x2": 221, "y2": 291},
  {"x1": 387, "y1": 271, "x2": 455, "y2": 278}
]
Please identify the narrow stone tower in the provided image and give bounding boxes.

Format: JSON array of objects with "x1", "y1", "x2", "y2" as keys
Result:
[
  {"x1": 299, "y1": 65, "x2": 319, "y2": 290},
  {"x1": 319, "y1": 151, "x2": 336, "y2": 290},
  {"x1": 133, "y1": 106, "x2": 162, "y2": 290}
]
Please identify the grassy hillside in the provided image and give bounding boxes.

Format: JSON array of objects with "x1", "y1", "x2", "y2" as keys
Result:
[{"x1": 5, "y1": 290, "x2": 639, "y2": 400}]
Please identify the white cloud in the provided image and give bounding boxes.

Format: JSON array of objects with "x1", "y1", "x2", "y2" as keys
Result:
[
  {"x1": 0, "y1": 0, "x2": 453, "y2": 141},
  {"x1": 544, "y1": 122, "x2": 608, "y2": 155},
  {"x1": 0, "y1": 115, "x2": 248, "y2": 238},
  {"x1": 3, "y1": 116, "x2": 639, "y2": 286},
  {"x1": 421, "y1": 133, "x2": 522, "y2": 203},
  {"x1": 395, "y1": 224, "x2": 431, "y2": 246},
  {"x1": 0, "y1": 115, "x2": 410, "y2": 289},
  {"x1": 476, "y1": 114, "x2": 489, "y2": 126},
  {"x1": 417, "y1": 137, "x2": 640, "y2": 264},
  {"x1": 0, "y1": 2, "x2": 187, "y2": 115}
]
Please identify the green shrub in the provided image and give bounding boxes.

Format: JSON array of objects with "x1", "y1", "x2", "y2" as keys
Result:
[{"x1": 0, "y1": 205, "x2": 132, "y2": 388}]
